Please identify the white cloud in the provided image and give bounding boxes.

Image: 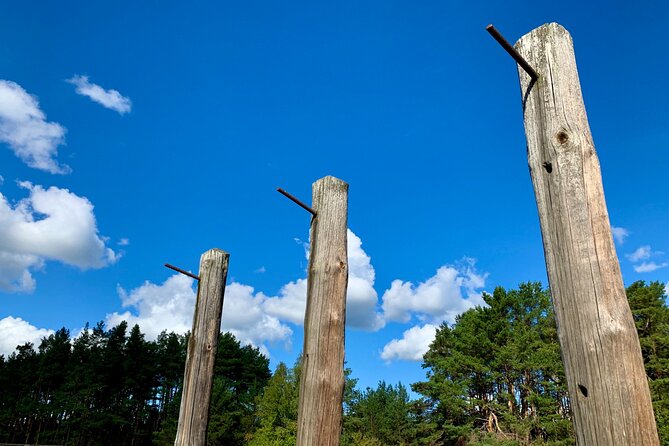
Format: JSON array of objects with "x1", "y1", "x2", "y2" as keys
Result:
[
  {"x1": 0, "y1": 182, "x2": 117, "y2": 292},
  {"x1": 0, "y1": 316, "x2": 54, "y2": 356},
  {"x1": 263, "y1": 229, "x2": 384, "y2": 331},
  {"x1": 627, "y1": 245, "x2": 652, "y2": 262},
  {"x1": 626, "y1": 245, "x2": 667, "y2": 273},
  {"x1": 0, "y1": 175, "x2": 4, "y2": 186},
  {"x1": 222, "y1": 283, "x2": 293, "y2": 355},
  {"x1": 634, "y1": 262, "x2": 669, "y2": 273},
  {"x1": 107, "y1": 274, "x2": 197, "y2": 339},
  {"x1": 117, "y1": 238, "x2": 130, "y2": 246},
  {"x1": 611, "y1": 226, "x2": 629, "y2": 245},
  {"x1": 381, "y1": 259, "x2": 486, "y2": 325},
  {"x1": 0, "y1": 80, "x2": 69, "y2": 173},
  {"x1": 263, "y1": 278, "x2": 308, "y2": 325},
  {"x1": 380, "y1": 324, "x2": 437, "y2": 362},
  {"x1": 0, "y1": 252, "x2": 42, "y2": 292},
  {"x1": 107, "y1": 275, "x2": 293, "y2": 357},
  {"x1": 107, "y1": 229, "x2": 385, "y2": 356},
  {"x1": 67, "y1": 75, "x2": 132, "y2": 114},
  {"x1": 344, "y1": 231, "x2": 384, "y2": 330}
]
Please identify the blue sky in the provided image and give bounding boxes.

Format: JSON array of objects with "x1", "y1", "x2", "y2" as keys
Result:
[{"x1": 1, "y1": 0, "x2": 667, "y2": 392}]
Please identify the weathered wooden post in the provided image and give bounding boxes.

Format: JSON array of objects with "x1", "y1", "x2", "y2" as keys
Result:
[
  {"x1": 514, "y1": 23, "x2": 659, "y2": 445},
  {"x1": 174, "y1": 249, "x2": 230, "y2": 446},
  {"x1": 296, "y1": 176, "x2": 349, "y2": 446}
]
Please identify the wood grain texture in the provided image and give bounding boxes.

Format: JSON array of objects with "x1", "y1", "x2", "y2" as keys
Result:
[
  {"x1": 174, "y1": 249, "x2": 230, "y2": 446},
  {"x1": 296, "y1": 176, "x2": 349, "y2": 446},
  {"x1": 516, "y1": 23, "x2": 659, "y2": 445}
]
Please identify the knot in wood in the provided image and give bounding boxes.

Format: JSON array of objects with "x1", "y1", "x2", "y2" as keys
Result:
[{"x1": 556, "y1": 131, "x2": 569, "y2": 145}]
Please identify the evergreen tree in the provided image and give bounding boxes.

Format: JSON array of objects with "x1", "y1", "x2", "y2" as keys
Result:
[
  {"x1": 343, "y1": 381, "x2": 418, "y2": 445},
  {"x1": 206, "y1": 332, "x2": 271, "y2": 445},
  {"x1": 414, "y1": 283, "x2": 573, "y2": 445},
  {"x1": 248, "y1": 362, "x2": 299, "y2": 446},
  {"x1": 627, "y1": 281, "x2": 669, "y2": 445}
]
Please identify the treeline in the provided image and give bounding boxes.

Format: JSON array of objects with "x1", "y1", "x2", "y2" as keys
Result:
[
  {"x1": 0, "y1": 281, "x2": 667, "y2": 445},
  {"x1": 0, "y1": 324, "x2": 270, "y2": 445}
]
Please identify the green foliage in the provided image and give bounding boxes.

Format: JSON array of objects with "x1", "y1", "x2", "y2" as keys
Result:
[
  {"x1": 413, "y1": 283, "x2": 573, "y2": 445},
  {"x1": 248, "y1": 357, "x2": 363, "y2": 446},
  {"x1": 248, "y1": 361, "x2": 299, "y2": 446},
  {"x1": 206, "y1": 332, "x2": 271, "y2": 446},
  {"x1": 0, "y1": 322, "x2": 269, "y2": 446},
  {"x1": 1, "y1": 280, "x2": 667, "y2": 445},
  {"x1": 627, "y1": 281, "x2": 669, "y2": 445},
  {"x1": 343, "y1": 381, "x2": 422, "y2": 445}
]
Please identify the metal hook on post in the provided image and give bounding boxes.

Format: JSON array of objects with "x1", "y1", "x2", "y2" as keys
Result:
[
  {"x1": 165, "y1": 263, "x2": 200, "y2": 281},
  {"x1": 486, "y1": 24, "x2": 539, "y2": 80},
  {"x1": 277, "y1": 188, "x2": 317, "y2": 217}
]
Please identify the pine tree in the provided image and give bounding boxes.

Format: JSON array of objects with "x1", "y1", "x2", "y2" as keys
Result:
[
  {"x1": 627, "y1": 281, "x2": 669, "y2": 445},
  {"x1": 248, "y1": 361, "x2": 299, "y2": 446},
  {"x1": 413, "y1": 283, "x2": 573, "y2": 445}
]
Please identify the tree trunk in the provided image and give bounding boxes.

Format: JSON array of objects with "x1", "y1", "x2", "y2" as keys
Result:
[
  {"x1": 516, "y1": 22, "x2": 659, "y2": 445},
  {"x1": 296, "y1": 176, "x2": 349, "y2": 446},
  {"x1": 174, "y1": 249, "x2": 230, "y2": 446}
]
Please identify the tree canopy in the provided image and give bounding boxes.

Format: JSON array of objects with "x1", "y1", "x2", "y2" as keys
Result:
[{"x1": 1, "y1": 280, "x2": 667, "y2": 445}]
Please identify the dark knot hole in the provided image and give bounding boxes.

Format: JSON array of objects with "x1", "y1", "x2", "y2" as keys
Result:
[{"x1": 578, "y1": 384, "x2": 588, "y2": 397}]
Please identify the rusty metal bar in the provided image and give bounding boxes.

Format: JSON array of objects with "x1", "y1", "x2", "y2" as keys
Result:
[
  {"x1": 165, "y1": 263, "x2": 200, "y2": 281},
  {"x1": 486, "y1": 24, "x2": 539, "y2": 80},
  {"x1": 277, "y1": 188, "x2": 317, "y2": 216}
]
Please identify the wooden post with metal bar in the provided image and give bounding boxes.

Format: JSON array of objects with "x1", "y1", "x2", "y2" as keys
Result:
[
  {"x1": 514, "y1": 23, "x2": 658, "y2": 445},
  {"x1": 174, "y1": 248, "x2": 230, "y2": 446}
]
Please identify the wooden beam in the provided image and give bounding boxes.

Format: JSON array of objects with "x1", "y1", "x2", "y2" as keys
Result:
[
  {"x1": 516, "y1": 23, "x2": 659, "y2": 445},
  {"x1": 296, "y1": 176, "x2": 349, "y2": 446},
  {"x1": 174, "y1": 249, "x2": 230, "y2": 446}
]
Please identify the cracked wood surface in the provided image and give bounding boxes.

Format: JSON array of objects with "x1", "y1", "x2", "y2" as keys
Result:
[
  {"x1": 296, "y1": 176, "x2": 348, "y2": 446},
  {"x1": 516, "y1": 23, "x2": 658, "y2": 445},
  {"x1": 175, "y1": 249, "x2": 229, "y2": 446}
]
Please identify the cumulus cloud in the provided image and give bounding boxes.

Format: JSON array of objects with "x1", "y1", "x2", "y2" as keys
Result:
[
  {"x1": 381, "y1": 259, "x2": 486, "y2": 325},
  {"x1": 222, "y1": 283, "x2": 293, "y2": 354},
  {"x1": 0, "y1": 80, "x2": 69, "y2": 173},
  {"x1": 379, "y1": 260, "x2": 490, "y2": 363},
  {"x1": 107, "y1": 274, "x2": 197, "y2": 339},
  {"x1": 107, "y1": 275, "x2": 293, "y2": 356},
  {"x1": 627, "y1": 245, "x2": 652, "y2": 262},
  {"x1": 67, "y1": 75, "x2": 132, "y2": 114},
  {"x1": 263, "y1": 278, "x2": 308, "y2": 325},
  {"x1": 626, "y1": 245, "x2": 667, "y2": 273},
  {"x1": 0, "y1": 252, "x2": 42, "y2": 293},
  {"x1": 380, "y1": 324, "x2": 437, "y2": 362},
  {"x1": 344, "y1": 231, "x2": 384, "y2": 330},
  {"x1": 107, "y1": 229, "x2": 386, "y2": 355},
  {"x1": 0, "y1": 316, "x2": 54, "y2": 356},
  {"x1": 0, "y1": 182, "x2": 117, "y2": 292},
  {"x1": 634, "y1": 262, "x2": 669, "y2": 273},
  {"x1": 263, "y1": 229, "x2": 384, "y2": 331},
  {"x1": 611, "y1": 226, "x2": 629, "y2": 245}
]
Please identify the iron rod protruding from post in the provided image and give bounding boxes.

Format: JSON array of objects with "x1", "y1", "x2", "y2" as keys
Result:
[
  {"x1": 486, "y1": 24, "x2": 539, "y2": 80},
  {"x1": 165, "y1": 263, "x2": 200, "y2": 281},
  {"x1": 277, "y1": 188, "x2": 317, "y2": 216}
]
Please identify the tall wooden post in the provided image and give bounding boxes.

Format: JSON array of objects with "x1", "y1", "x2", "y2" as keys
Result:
[
  {"x1": 296, "y1": 176, "x2": 349, "y2": 446},
  {"x1": 516, "y1": 23, "x2": 659, "y2": 445},
  {"x1": 174, "y1": 249, "x2": 230, "y2": 446}
]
